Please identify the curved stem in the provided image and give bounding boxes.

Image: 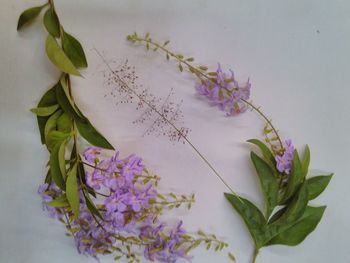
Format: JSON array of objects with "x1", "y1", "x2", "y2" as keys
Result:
[
  {"x1": 252, "y1": 248, "x2": 259, "y2": 263},
  {"x1": 133, "y1": 36, "x2": 284, "y2": 151},
  {"x1": 93, "y1": 48, "x2": 239, "y2": 197}
]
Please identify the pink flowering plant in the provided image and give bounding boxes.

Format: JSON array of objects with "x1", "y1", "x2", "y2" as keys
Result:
[
  {"x1": 127, "y1": 32, "x2": 333, "y2": 263},
  {"x1": 17, "y1": 2, "x2": 231, "y2": 263}
]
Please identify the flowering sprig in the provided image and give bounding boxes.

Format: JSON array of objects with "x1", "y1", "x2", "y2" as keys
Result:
[
  {"x1": 39, "y1": 147, "x2": 229, "y2": 262},
  {"x1": 17, "y1": 2, "x2": 232, "y2": 262},
  {"x1": 127, "y1": 32, "x2": 284, "y2": 154},
  {"x1": 127, "y1": 32, "x2": 333, "y2": 263}
]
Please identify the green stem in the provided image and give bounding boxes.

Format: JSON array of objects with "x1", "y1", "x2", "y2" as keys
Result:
[{"x1": 252, "y1": 248, "x2": 259, "y2": 263}]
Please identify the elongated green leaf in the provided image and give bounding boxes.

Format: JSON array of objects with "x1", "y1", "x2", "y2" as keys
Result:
[
  {"x1": 17, "y1": 4, "x2": 47, "y2": 30},
  {"x1": 50, "y1": 142, "x2": 65, "y2": 190},
  {"x1": 266, "y1": 206, "x2": 326, "y2": 246},
  {"x1": 37, "y1": 86, "x2": 57, "y2": 144},
  {"x1": 306, "y1": 174, "x2": 333, "y2": 200},
  {"x1": 44, "y1": 110, "x2": 62, "y2": 149},
  {"x1": 66, "y1": 163, "x2": 80, "y2": 218},
  {"x1": 58, "y1": 140, "x2": 67, "y2": 180},
  {"x1": 267, "y1": 182, "x2": 308, "y2": 243},
  {"x1": 55, "y1": 81, "x2": 84, "y2": 121},
  {"x1": 76, "y1": 119, "x2": 114, "y2": 150},
  {"x1": 83, "y1": 191, "x2": 103, "y2": 220},
  {"x1": 44, "y1": 169, "x2": 52, "y2": 184},
  {"x1": 45, "y1": 35, "x2": 81, "y2": 76},
  {"x1": 248, "y1": 139, "x2": 276, "y2": 168},
  {"x1": 225, "y1": 193, "x2": 267, "y2": 248},
  {"x1": 46, "y1": 130, "x2": 71, "y2": 150},
  {"x1": 47, "y1": 194, "x2": 69, "y2": 207},
  {"x1": 31, "y1": 104, "x2": 59, "y2": 116},
  {"x1": 282, "y1": 150, "x2": 304, "y2": 203},
  {"x1": 251, "y1": 152, "x2": 278, "y2": 218},
  {"x1": 57, "y1": 112, "x2": 72, "y2": 132},
  {"x1": 43, "y1": 7, "x2": 60, "y2": 38},
  {"x1": 63, "y1": 31, "x2": 88, "y2": 68},
  {"x1": 77, "y1": 162, "x2": 96, "y2": 198},
  {"x1": 302, "y1": 145, "x2": 310, "y2": 177}
]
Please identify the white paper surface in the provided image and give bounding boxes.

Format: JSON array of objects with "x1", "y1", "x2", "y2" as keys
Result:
[{"x1": 1, "y1": 0, "x2": 350, "y2": 262}]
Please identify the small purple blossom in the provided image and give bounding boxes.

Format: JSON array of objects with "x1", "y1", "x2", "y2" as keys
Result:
[
  {"x1": 195, "y1": 64, "x2": 251, "y2": 116},
  {"x1": 38, "y1": 183, "x2": 64, "y2": 219},
  {"x1": 275, "y1": 140, "x2": 295, "y2": 174},
  {"x1": 83, "y1": 147, "x2": 102, "y2": 164},
  {"x1": 141, "y1": 221, "x2": 189, "y2": 263},
  {"x1": 38, "y1": 147, "x2": 221, "y2": 262}
]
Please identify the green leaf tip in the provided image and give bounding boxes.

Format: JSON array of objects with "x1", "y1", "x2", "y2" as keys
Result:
[{"x1": 17, "y1": 4, "x2": 47, "y2": 31}]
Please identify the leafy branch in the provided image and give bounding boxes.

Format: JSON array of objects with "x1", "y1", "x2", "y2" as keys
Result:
[{"x1": 18, "y1": 0, "x2": 114, "y2": 223}]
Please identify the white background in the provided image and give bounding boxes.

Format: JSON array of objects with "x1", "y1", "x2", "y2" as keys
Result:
[{"x1": 1, "y1": 0, "x2": 350, "y2": 263}]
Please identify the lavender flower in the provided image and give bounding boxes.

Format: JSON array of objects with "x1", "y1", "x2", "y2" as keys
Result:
[
  {"x1": 38, "y1": 147, "x2": 227, "y2": 262},
  {"x1": 141, "y1": 221, "x2": 189, "y2": 263},
  {"x1": 38, "y1": 183, "x2": 64, "y2": 219},
  {"x1": 195, "y1": 64, "x2": 251, "y2": 116},
  {"x1": 83, "y1": 147, "x2": 102, "y2": 164},
  {"x1": 275, "y1": 139, "x2": 295, "y2": 174}
]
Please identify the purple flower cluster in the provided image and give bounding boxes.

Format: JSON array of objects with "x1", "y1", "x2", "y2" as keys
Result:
[
  {"x1": 38, "y1": 147, "x2": 198, "y2": 263},
  {"x1": 195, "y1": 64, "x2": 251, "y2": 116},
  {"x1": 84, "y1": 147, "x2": 158, "y2": 231},
  {"x1": 275, "y1": 140, "x2": 295, "y2": 174},
  {"x1": 73, "y1": 207, "x2": 116, "y2": 258},
  {"x1": 37, "y1": 183, "x2": 64, "y2": 219},
  {"x1": 140, "y1": 221, "x2": 188, "y2": 263}
]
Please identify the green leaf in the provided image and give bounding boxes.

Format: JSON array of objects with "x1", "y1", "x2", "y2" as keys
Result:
[
  {"x1": 46, "y1": 130, "x2": 71, "y2": 150},
  {"x1": 50, "y1": 141, "x2": 66, "y2": 190},
  {"x1": 251, "y1": 152, "x2": 279, "y2": 218},
  {"x1": 57, "y1": 112, "x2": 72, "y2": 132},
  {"x1": 302, "y1": 145, "x2": 310, "y2": 177},
  {"x1": 45, "y1": 35, "x2": 81, "y2": 76},
  {"x1": 282, "y1": 150, "x2": 304, "y2": 203},
  {"x1": 267, "y1": 182, "x2": 308, "y2": 243},
  {"x1": 58, "y1": 140, "x2": 67, "y2": 180},
  {"x1": 47, "y1": 194, "x2": 69, "y2": 207},
  {"x1": 43, "y1": 7, "x2": 60, "y2": 38},
  {"x1": 224, "y1": 193, "x2": 267, "y2": 248},
  {"x1": 55, "y1": 81, "x2": 84, "y2": 121},
  {"x1": 66, "y1": 163, "x2": 80, "y2": 218},
  {"x1": 266, "y1": 206, "x2": 326, "y2": 246},
  {"x1": 62, "y1": 31, "x2": 88, "y2": 68},
  {"x1": 76, "y1": 118, "x2": 114, "y2": 150},
  {"x1": 77, "y1": 162, "x2": 96, "y2": 198},
  {"x1": 247, "y1": 139, "x2": 276, "y2": 168},
  {"x1": 30, "y1": 104, "x2": 59, "y2": 116},
  {"x1": 17, "y1": 4, "x2": 47, "y2": 30},
  {"x1": 83, "y1": 190, "x2": 103, "y2": 220},
  {"x1": 44, "y1": 109, "x2": 63, "y2": 149},
  {"x1": 306, "y1": 174, "x2": 333, "y2": 200},
  {"x1": 37, "y1": 86, "x2": 57, "y2": 144}
]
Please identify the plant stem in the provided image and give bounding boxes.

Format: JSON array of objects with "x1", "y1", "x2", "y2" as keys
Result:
[
  {"x1": 133, "y1": 36, "x2": 284, "y2": 151},
  {"x1": 94, "y1": 48, "x2": 238, "y2": 197},
  {"x1": 252, "y1": 248, "x2": 259, "y2": 263}
]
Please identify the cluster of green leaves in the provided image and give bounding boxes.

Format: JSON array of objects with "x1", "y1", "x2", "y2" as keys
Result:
[
  {"x1": 18, "y1": 2, "x2": 114, "y2": 220},
  {"x1": 225, "y1": 139, "x2": 332, "y2": 250}
]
